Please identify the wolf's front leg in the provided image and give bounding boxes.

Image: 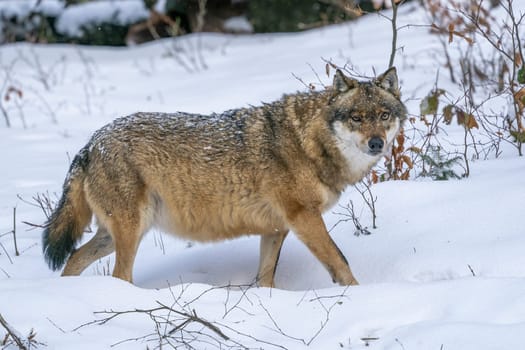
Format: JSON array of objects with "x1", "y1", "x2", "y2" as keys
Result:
[{"x1": 286, "y1": 208, "x2": 359, "y2": 286}]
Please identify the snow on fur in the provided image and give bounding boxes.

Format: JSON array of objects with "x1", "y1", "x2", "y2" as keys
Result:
[{"x1": 0, "y1": 2, "x2": 524, "y2": 349}]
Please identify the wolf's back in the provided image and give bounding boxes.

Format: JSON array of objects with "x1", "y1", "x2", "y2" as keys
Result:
[{"x1": 42, "y1": 147, "x2": 92, "y2": 271}]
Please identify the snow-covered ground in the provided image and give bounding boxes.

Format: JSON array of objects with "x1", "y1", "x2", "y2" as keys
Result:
[{"x1": 1, "y1": 2, "x2": 524, "y2": 349}]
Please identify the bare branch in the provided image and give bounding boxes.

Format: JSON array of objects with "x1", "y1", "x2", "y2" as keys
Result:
[{"x1": 0, "y1": 313, "x2": 42, "y2": 349}]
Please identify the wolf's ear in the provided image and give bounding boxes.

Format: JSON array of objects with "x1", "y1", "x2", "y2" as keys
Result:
[
  {"x1": 333, "y1": 69, "x2": 357, "y2": 94},
  {"x1": 376, "y1": 67, "x2": 400, "y2": 97}
]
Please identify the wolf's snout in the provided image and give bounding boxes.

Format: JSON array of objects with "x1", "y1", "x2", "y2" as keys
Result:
[{"x1": 368, "y1": 137, "x2": 384, "y2": 154}]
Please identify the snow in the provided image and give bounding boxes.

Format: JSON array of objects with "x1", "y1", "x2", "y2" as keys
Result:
[
  {"x1": 0, "y1": 0, "x2": 64, "y2": 43},
  {"x1": 154, "y1": 0, "x2": 167, "y2": 14},
  {"x1": 223, "y1": 16, "x2": 253, "y2": 33},
  {"x1": 1, "y1": 2, "x2": 524, "y2": 349},
  {"x1": 55, "y1": 0, "x2": 149, "y2": 37},
  {"x1": 0, "y1": 0, "x2": 64, "y2": 19}
]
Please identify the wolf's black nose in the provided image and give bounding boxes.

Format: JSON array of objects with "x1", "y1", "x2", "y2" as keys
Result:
[{"x1": 368, "y1": 137, "x2": 384, "y2": 154}]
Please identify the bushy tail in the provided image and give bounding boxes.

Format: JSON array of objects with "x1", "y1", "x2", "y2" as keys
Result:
[{"x1": 42, "y1": 148, "x2": 92, "y2": 271}]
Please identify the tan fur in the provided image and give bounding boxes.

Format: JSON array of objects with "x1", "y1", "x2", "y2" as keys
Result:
[{"x1": 43, "y1": 68, "x2": 407, "y2": 287}]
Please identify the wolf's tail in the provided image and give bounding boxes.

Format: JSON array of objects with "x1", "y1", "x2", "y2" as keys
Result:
[{"x1": 42, "y1": 147, "x2": 92, "y2": 271}]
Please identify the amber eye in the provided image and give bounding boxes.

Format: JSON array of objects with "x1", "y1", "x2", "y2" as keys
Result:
[
  {"x1": 380, "y1": 112, "x2": 390, "y2": 120},
  {"x1": 351, "y1": 114, "x2": 362, "y2": 122}
]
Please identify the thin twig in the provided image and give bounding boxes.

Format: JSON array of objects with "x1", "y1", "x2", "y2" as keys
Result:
[
  {"x1": 13, "y1": 207, "x2": 19, "y2": 256},
  {"x1": 0, "y1": 241, "x2": 13, "y2": 264},
  {"x1": 306, "y1": 288, "x2": 348, "y2": 346},
  {"x1": 0, "y1": 99, "x2": 10, "y2": 127},
  {"x1": 0, "y1": 266, "x2": 10, "y2": 278},
  {"x1": 388, "y1": 0, "x2": 400, "y2": 68},
  {"x1": 0, "y1": 313, "x2": 28, "y2": 350},
  {"x1": 257, "y1": 299, "x2": 306, "y2": 345}
]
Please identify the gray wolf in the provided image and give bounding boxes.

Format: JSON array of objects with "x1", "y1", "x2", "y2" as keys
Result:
[{"x1": 42, "y1": 68, "x2": 407, "y2": 287}]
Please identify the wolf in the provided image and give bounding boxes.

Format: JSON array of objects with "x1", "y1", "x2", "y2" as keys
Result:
[{"x1": 42, "y1": 67, "x2": 407, "y2": 287}]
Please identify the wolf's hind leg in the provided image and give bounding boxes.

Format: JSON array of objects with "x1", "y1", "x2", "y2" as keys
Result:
[
  {"x1": 62, "y1": 226, "x2": 114, "y2": 276},
  {"x1": 109, "y1": 219, "x2": 146, "y2": 283},
  {"x1": 257, "y1": 230, "x2": 288, "y2": 287}
]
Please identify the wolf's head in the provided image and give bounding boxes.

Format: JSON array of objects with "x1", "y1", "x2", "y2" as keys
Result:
[{"x1": 328, "y1": 68, "x2": 407, "y2": 160}]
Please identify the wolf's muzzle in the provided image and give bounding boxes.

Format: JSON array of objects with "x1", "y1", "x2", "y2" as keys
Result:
[{"x1": 368, "y1": 136, "x2": 384, "y2": 155}]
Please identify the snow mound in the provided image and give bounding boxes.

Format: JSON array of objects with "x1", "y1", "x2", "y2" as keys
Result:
[{"x1": 55, "y1": 0, "x2": 149, "y2": 37}]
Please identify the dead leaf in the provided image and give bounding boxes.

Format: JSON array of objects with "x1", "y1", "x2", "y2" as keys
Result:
[
  {"x1": 443, "y1": 104, "x2": 454, "y2": 124},
  {"x1": 448, "y1": 23, "x2": 455, "y2": 43}
]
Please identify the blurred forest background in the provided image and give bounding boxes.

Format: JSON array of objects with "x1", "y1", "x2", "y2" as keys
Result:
[{"x1": 0, "y1": 0, "x2": 416, "y2": 46}]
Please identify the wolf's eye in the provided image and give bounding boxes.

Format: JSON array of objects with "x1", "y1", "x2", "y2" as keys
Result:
[
  {"x1": 380, "y1": 112, "x2": 390, "y2": 120},
  {"x1": 351, "y1": 115, "x2": 362, "y2": 122}
]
